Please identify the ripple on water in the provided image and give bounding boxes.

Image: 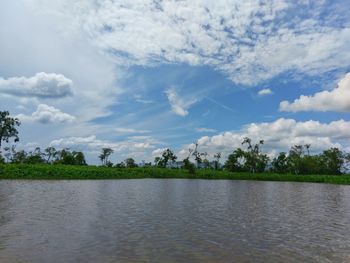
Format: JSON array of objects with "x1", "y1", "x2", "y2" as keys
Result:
[{"x1": 0, "y1": 179, "x2": 350, "y2": 263}]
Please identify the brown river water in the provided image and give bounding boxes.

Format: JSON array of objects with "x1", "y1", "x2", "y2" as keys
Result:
[{"x1": 1, "y1": 179, "x2": 350, "y2": 262}]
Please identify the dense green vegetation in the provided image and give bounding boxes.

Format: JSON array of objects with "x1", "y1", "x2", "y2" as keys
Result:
[
  {"x1": 1, "y1": 110, "x2": 350, "y2": 183},
  {"x1": 1, "y1": 164, "x2": 350, "y2": 185}
]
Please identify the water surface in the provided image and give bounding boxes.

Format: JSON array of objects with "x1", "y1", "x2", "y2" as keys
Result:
[{"x1": 1, "y1": 179, "x2": 350, "y2": 262}]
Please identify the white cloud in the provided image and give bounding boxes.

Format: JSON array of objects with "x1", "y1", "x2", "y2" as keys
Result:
[
  {"x1": 115, "y1": 128, "x2": 149, "y2": 134},
  {"x1": 152, "y1": 148, "x2": 167, "y2": 157},
  {"x1": 50, "y1": 135, "x2": 156, "y2": 155},
  {"x1": 165, "y1": 88, "x2": 197, "y2": 116},
  {"x1": 0, "y1": 1, "x2": 121, "y2": 122},
  {"x1": 58, "y1": 0, "x2": 350, "y2": 85},
  {"x1": 258, "y1": 88, "x2": 273, "y2": 96},
  {"x1": 178, "y1": 118, "x2": 350, "y2": 160},
  {"x1": 280, "y1": 73, "x2": 350, "y2": 112},
  {"x1": 17, "y1": 104, "x2": 75, "y2": 124},
  {"x1": 0, "y1": 72, "x2": 73, "y2": 98},
  {"x1": 196, "y1": 127, "x2": 217, "y2": 133},
  {"x1": 1, "y1": 1, "x2": 350, "y2": 164}
]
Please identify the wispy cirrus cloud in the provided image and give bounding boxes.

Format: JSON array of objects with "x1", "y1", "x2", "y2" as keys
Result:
[
  {"x1": 1, "y1": 0, "x2": 350, "y2": 165},
  {"x1": 195, "y1": 127, "x2": 217, "y2": 133},
  {"x1": 115, "y1": 127, "x2": 149, "y2": 134},
  {"x1": 165, "y1": 88, "x2": 197, "y2": 116},
  {"x1": 64, "y1": 0, "x2": 350, "y2": 85}
]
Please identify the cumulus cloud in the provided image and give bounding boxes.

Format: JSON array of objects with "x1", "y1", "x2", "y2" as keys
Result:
[
  {"x1": 178, "y1": 118, "x2": 350, "y2": 160},
  {"x1": 258, "y1": 88, "x2": 273, "y2": 96},
  {"x1": 165, "y1": 88, "x2": 197, "y2": 116},
  {"x1": 17, "y1": 104, "x2": 75, "y2": 124},
  {"x1": 152, "y1": 148, "x2": 167, "y2": 157},
  {"x1": 280, "y1": 73, "x2": 350, "y2": 112},
  {"x1": 0, "y1": 72, "x2": 73, "y2": 98}
]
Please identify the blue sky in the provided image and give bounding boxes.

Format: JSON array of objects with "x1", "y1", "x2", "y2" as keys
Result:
[{"x1": 1, "y1": 0, "x2": 350, "y2": 164}]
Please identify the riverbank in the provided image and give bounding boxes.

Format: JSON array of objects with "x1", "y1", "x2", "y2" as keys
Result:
[{"x1": 1, "y1": 164, "x2": 350, "y2": 185}]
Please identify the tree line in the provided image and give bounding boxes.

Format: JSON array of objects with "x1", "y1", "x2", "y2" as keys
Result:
[{"x1": 1, "y1": 110, "x2": 350, "y2": 175}]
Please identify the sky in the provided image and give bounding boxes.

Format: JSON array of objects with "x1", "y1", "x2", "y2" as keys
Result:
[{"x1": 1, "y1": 0, "x2": 350, "y2": 164}]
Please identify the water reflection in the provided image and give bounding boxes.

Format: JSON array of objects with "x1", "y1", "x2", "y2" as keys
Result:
[{"x1": 0, "y1": 179, "x2": 350, "y2": 262}]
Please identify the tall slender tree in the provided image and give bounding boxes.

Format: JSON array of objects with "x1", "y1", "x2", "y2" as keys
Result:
[
  {"x1": 99, "y1": 148, "x2": 114, "y2": 165},
  {"x1": 213, "y1": 152, "x2": 222, "y2": 170},
  {"x1": 0, "y1": 111, "x2": 21, "y2": 153}
]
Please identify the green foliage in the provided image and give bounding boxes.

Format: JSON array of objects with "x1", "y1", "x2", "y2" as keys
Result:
[
  {"x1": 182, "y1": 157, "x2": 196, "y2": 174},
  {"x1": 271, "y1": 152, "x2": 288, "y2": 173},
  {"x1": 54, "y1": 149, "x2": 87, "y2": 165},
  {"x1": 99, "y1": 148, "x2": 114, "y2": 166},
  {"x1": 1, "y1": 164, "x2": 350, "y2": 185},
  {"x1": 192, "y1": 142, "x2": 202, "y2": 167},
  {"x1": 0, "y1": 111, "x2": 21, "y2": 149},
  {"x1": 105, "y1": 161, "x2": 114, "y2": 167},
  {"x1": 1, "y1": 110, "x2": 350, "y2": 177},
  {"x1": 319, "y1": 148, "x2": 347, "y2": 175},
  {"x1": 125, "y1": 158, "x2": 137, "y2": 168},
  {"x1": 213, "y1": 152, "x2": 222, "y2": 170},
  {"x1": 241, "y1": 137, "x2": 269, "y2": 173},
  {"x1": 154, "y1": 149, "x2": 177, "y2": 168},
  {"x1": 225, "y1": 138, "x2": 269, "y2": 173},
  {"x1": 270, "y1": 145, "x2": 350, "y2": 175},
  {"x1": 115, "y1": 162, "x2": 126, "y2": 168},
  {"x1": 0, "y1": 154, "x2": 5, "y2": 164},
  {"x1": 224, "y1": 148, "x2": 246, "y2": 172},
  {"x1": 44, "y1": 147, "x2": 57, "y2": 163}
]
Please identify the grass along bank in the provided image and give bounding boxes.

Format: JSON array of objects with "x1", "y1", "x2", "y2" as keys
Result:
[{"x1": 1, "y1": 164, "x2": 350, "y2": 185}]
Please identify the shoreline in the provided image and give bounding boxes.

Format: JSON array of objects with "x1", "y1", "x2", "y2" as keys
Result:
[{"x1": 1, "y1": 164, "x2": 350, "y2": 185}]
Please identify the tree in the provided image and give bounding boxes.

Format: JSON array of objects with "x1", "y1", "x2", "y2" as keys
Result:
[
  {"x1": 287, "y1": 145, "x2": 304, "y2": 174},
  {"x1": 26, "y1": 147, "x2": 45, "y2": 164},
  {"x1": 115, "y1": 161, "x2": 126, "y2": 168},
  {"x1": 13, "y1": 149, "x2": 27, "y2": 163},
  {"x1": 201, "y1": 152, "x2": 209, "y2": 168},
  {"x1": 224, "y1": 148, "x2": 246, "y2": 172},
  {"x1": 53, "y1": 149, "x2": 86, "y2": 165},
  {"x1": 305, "y1": 144, "x2": 311, "y2": 156},
  {"x1": 3, "y1": 145, "x2": 16, "y2": 163},
  {"x1": 55, "y1": 149, "x2": 74, "y2": 164},
  {"x1": 44, "y1": 147, "x2": 57, "y2": 163},
  {"x1": 73, "y1": 151, "x2": 87, "y2": 165},
  {"x1": 154, "y1": 156, "x2": 161, "y2": 167},
  {"x1": 154, "y1": 149, "x2": 177, "y2": 168},
  {"x1": 125, "y1": 158, "x2": 137, "y2": 168},
  {"x1": 162, "y1": 148, "x2": 177, "y2": 167},
  {"x1": 182, "y1": 157, "x2": 196, "y2": 174},
  {"x1": 192, "y1": 142, "x2": 202, "y2": 168},
  {"x1": 213, "y1": 152, "x2": 221, "y2": 170},
  {"x1": 271, "y1": 152, "x2": 288, "y2": 173},
  {"x1": 99, "y1": 148, "x2": 114, "y2": 166},
  {"x1": 0, "y1": 111, "x2": 21, "y2": 152},
  {"x1": 241, "y1": 137, "x2": 269, "y2": 173},
  {"x1": 319, "y1": 148, "x2": 347, "y2": 175}
]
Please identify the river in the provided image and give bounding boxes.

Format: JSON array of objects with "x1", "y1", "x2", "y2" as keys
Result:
[{"x1": 1, "y1": 179, "x2": 350, "y2": 262}]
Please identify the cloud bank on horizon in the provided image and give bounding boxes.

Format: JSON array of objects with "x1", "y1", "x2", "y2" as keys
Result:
[{"x1": 1, "y1": 0, "x2": 350, "y2": 163}]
